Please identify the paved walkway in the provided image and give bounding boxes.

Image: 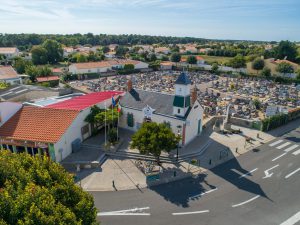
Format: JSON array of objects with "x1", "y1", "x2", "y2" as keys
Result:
[{"x1": 75, "y1": 119, "x2": 300, "y2": 192}]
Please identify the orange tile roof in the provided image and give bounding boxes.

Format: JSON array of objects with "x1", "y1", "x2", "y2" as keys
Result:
[
  {"x1": 36, "y1": 76, "x2": 60, "y2": 83},
  {"x1": 0, "y1": 66, "x2": 19, "y2": 80},
  {"x1": 0, "y1": 47, "x2": 18, "y2": 54},
  {"x1": 72, "y1": 59, "x2": 140, "y2": 69},
  {"x1": 0, "y1": 106, "x2": 79, "y2": 143}
]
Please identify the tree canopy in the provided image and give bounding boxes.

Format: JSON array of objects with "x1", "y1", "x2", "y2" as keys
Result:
[
  {"x1": 130, "y1": 122, "x2": 179, "y2": 164},
  {"x1": 260, "y1": 67, "x2": 271, "y2": 78},
  {"x1": 0, "y1": 150, "x2": 98, "y2": 225},
  {"x1": 273, "y1": 40, "x2": 298, "y2": 62},
  {"x1": 187, "y1": 55, "x2": 197, "y2": 64},
  {"x1": 276, "y1": 62, "x2": 294, "y2": 74},
  {"x1": 170, "y1": 53, "x2": 181, "y2": 63},
  {"x1": 251, "y1": 58, "x2": 265, "y2": 72},
  {"x1": 228, "y1": 54, "x2": 246, "y2": 68}
]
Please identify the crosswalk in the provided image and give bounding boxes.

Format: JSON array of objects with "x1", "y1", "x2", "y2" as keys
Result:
[{"x1": 269, "y1": 139, "x2": 300, "y2": 157}]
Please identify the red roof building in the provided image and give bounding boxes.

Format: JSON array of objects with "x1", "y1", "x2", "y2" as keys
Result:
[
  {"x1": 46, "y1": 91, "x2": 124, "y2": 111},
  {"x1": 36, "y1": 76, "x2": 60, "y2": 83}
]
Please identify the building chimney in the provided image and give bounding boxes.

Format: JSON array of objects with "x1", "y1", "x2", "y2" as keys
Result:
[
  {"x1": 191, "y1": 85, "x2": 197, "y2": 105},
  {"x1": 127, "y1": 79, "x2": 133, "y2": 92}
]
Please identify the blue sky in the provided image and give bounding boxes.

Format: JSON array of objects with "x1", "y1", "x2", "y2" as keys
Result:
[{"x1": 0, "y1": 0, "x2": 299, "y2": 41}]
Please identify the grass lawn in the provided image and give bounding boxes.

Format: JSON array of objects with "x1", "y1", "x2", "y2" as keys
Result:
[
  {"x1": 200, "y1": 55, "x2": 233, "y2": 64},
  {"x1": 246, "y1": 59, "x2": 300, "y2": 75}
]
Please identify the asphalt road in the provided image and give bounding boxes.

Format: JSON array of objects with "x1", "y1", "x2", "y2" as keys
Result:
[{"x1": 91, "y1": 127, "x2": 300, "y2": 225}]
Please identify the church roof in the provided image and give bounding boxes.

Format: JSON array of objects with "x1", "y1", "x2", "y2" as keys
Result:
[
  {"x1": 175, "y1": 72, "x2": 191, "y2": 85},
  {"x1": 120, "y1": 89, "x2": 190, "y2": 119}
]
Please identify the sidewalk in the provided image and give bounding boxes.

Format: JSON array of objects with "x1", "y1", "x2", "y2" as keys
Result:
[{"x1": 76, "y1": 120, "x2": 299, "y2": 192}]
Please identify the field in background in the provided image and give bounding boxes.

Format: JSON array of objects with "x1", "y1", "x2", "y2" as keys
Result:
[{"x1": 200, "y1": 55, "x2": 233, "y2": 65}]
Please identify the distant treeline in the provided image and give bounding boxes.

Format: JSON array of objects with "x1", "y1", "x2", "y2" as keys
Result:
[{"x1": 0, "y1": 33, "x2": 266, "y2": 50}]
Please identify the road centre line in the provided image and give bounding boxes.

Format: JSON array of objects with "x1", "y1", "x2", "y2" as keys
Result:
[
  {"x1": 272, "y1": 153, "x2": 287, "y2": 161},
  {"x1": 285, "y1": 168, "x2": 300, "y2": 179},
  {"x1": 284, "y1": 145, "x2": 299, "y2": 152},
  {"x1": 172, "y1": 210, "x2": 210, "y2": 215},
  {"x1": 97, "y1": 207, "x2": 150, "y2": 216},
  {"x1": 292, "y1": 149, "x2": 300, "y2": 156},
  {"x1": 232, "y1": 195, "x2": 260, "y2": 208},
  {"x1": 269, "y1": 140, "x2": 283, "y2": 147},
  {"x1": 189, "y1": 188, "x2": 218, "y2": 199},
  {"x1": 280, "y1": 211, "x2": 300, "y2": 225},
  {"x1": 277, "y1": 142, "x2": 291, "y2": 149},
  {"x1": 239, "y1": 168, "x2": 258, "y2": 178}
]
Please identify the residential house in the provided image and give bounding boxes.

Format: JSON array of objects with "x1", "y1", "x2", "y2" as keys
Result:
[
  {"x1": 0, "y1": 66, "x2": 22, "y2": 85},
  {"x1": 0, "y1": 47, "x2": 19, "y2": 59}
]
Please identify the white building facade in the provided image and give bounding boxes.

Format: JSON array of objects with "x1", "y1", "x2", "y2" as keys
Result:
[{"x1": 119, "y1": 72, "x2": 204, "y2": 146}]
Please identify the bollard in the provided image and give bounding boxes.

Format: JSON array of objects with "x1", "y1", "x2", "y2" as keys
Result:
[
  {"x1": 174, "y1": 171, "x2": 177, "y2": 177},
  {"x1": 236, "y1": 147, "x2": 238, "y2": 153}
]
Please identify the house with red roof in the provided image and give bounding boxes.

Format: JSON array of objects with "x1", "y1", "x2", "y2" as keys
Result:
[{"x1": 0, "y1": 91, "x2": 124, "y2": 162}]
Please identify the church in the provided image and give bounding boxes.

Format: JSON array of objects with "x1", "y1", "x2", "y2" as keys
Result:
[{"x1": 118, "y1": 72, "x2": 204, "y2": 146}]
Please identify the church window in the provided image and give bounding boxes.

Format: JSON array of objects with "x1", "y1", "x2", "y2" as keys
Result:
[
  {"x1": 127, "y1": 113, "x2": 134, "y2": 127},
  {"x1": 177, "y1": 108, "x2": 181, "y2": 114}
]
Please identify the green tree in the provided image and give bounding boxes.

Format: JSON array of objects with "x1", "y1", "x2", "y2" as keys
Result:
[
  {"x1": 13, "y1": 57, "x2": 32, "y2": 74},
  {"x1": 228, "y1": 54, "x2": 246, "y2": 68},
  {"x1": 276, "y1": 62, "x2": 294, "y2": 74},
  {"x1": 115, "y1": 46, "x2": 128, "y2": 57},
  {"x1": 252, "y1": 98, "x2": 262, "y2": 109},
  {"x1": 149, "y1": 54, "x2": 157, "y2": 62},
  {"x1": 211, "y1": 63, "x2": 219, "y2": 73},
  {"x1": 102, "y1": 46, "x2": 110, "y2": 53},
  {"x1": 0, "y1": 150, "x2": 98, "y2": 225},
  {"x1": 274, "y1": 40, "x2": 298, "y2": 62},
  {"x1": 260, "y1": 67, "x2": 271, "y2": 78},
  {"x1": 95, "y1": 107, "x2": 120, "y2": 129},
  {"x1": 251, "y1": 58, "x2": 265, "y2": 73},
  {"x1": 42, "y1": 39, "x2": 63, "y2": 64},
  {"x1": 124, "y1": 64, "x2": 135, "y2": 70},
  {"x1": 170, "y1": 53, "x2": 181, "y2": 63},
  {"x1": 187, "y1": 55, "x2": 197, "y2": 65},
  {"x1": 25, "y1": 65, "x2": 39, "y2": 82},
  {"x1": 296, "y1": 69, "x2": 300, "y2": 80},
  {"x1": 130, "y1": 122, "x2": 179, "y2": 164},
  {"x1": 76, "y1": 54, "x2": 88, "y2": 63},
  {"x1": 31, "y1": 46, "x2": 48, "y2": 65}
]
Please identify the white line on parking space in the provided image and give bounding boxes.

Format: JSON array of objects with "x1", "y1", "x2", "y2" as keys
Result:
[
  {"x1": 15, "y1": 89, "x2": 28, "y2": 94},
  {"x1": 292, "y1": 149, "x2": 300, "y2": 156},
  {"x1": 280, "y1": 211, "x2": 300, "y2": 225},
  {"x1": 97, "y1": 207, "x2": 150, "y2": 216},
  {"x1": 277, "y1": 142, "x2": 291, "y2": 149},
  {"x1": 285, "y1": 168, "x2": 300, "y2": 179},
  {"x1": 284, "y1": 145, "x2": 299, "y2": 152},
  {"x1": 269, "y1": 140, "x2": 283, "y2": 147},
  {"x1": 172, "y1": 210, "x2": 210, "y2": 215},
  {"x1": 232, "y1": 195, "x2": 260, "y2": 208},
  {"x1": 0, "y1": 91, "x2": 12, "y2": 97},
  {"x1": 239, "y1": 168, "x2": 258, "y2": 179},
  {"x1": 272, "y1": 153, "x2": 287, "y2": 162},
  {"x1": 189, "y1": 188, "x2": 218, "y2": 200}
]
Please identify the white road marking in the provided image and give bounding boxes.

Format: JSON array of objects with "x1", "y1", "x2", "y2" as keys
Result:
[
  {"x1": 292, "y1": 149, "x2": 300, "y2": 156},
  {"x1": 232, "y1": 195, "x2": 260, "y2": 208},
  {"x1": 277, "y1": 142, "x2": 291, "y2": 149},
  {"x1": 9, "y1": 86, "x2": 22, "y2": 91},
  {"x1": 15, "y1": 89, "x2": 27, "y2": 94},
  {"x1": 285, "y1": 168, "x2": 300, "y2": 179},
  {"x1": 269, "y1": 140, "x2": 283, "y2": 147},
  {"x1": 98, "y1": 207, "x2": 150, "y2": 216},
  {"x1": 189, "y1": 188, "x2": 218, "y2": 199},
  {"x1": 172, "y1": 210, "x2": 209, "y2": 215},
  {"x1": 284, "y1": 144, "x2": 299, "y2": 152},
  {"x1": 263, "y1": 164, "x2": 279, "y2": 179},
  {"x1": 280, "y1": 211, "x2": 300, "y2": 225},
  {"x1": 239, "y1": 168, "x2": 258, "y2": 179},
  {"x1": 0, "y1": 91, "x2": 12, "y2": 97},
  {"x1": 272, "y1": 153, "x2": 287, "y2": 162}
]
